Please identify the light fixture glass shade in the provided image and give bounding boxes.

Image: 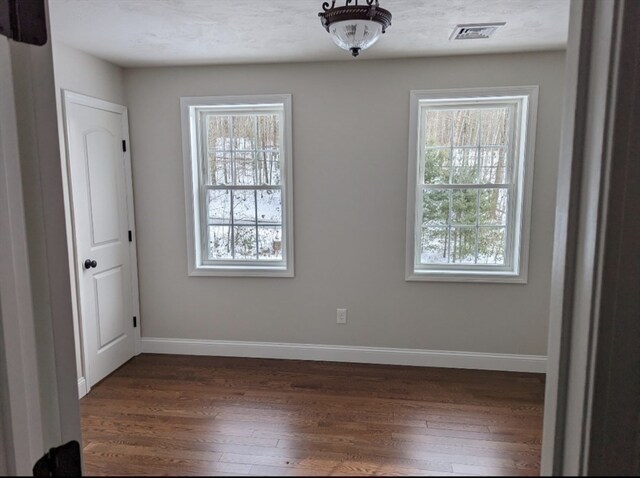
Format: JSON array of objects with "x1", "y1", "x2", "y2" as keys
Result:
[{"x1": 329, "y1": 19, "x2": 383, "y2": 56}]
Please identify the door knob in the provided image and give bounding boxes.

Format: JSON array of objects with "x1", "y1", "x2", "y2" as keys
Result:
[{"x1": 84, "y1": 259, "x2": 97, "y2": 269}]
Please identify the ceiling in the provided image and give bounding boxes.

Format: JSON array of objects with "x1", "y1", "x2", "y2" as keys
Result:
[{"x1": 49, "y1": 0, "x2": 570, "y2": 68}]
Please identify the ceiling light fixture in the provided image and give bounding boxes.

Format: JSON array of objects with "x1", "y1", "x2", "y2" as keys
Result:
[{"x1": 318, "y1": 0, "x2": 392, "y2": 57}]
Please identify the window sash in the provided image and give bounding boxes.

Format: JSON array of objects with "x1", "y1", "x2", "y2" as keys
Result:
[
  {"x1": 195, "y1": 105, "x2": 288, "y2": 268},
  {"x1": 201, "y1": 111, "x2": 282, "y2": 187},
  {"x1": 418, "y1": 188, "x2": 514, "y2": 270},
  {"x1": 414, "y1": 100, "x2": 520, "y2": 272},
  {"x1": 200, "y1": 185, "x2": 285, "y2": 264}
]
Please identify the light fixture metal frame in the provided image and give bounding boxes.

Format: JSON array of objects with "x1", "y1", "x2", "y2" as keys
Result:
[{"x1": 318, "y1": 0, "x2": 392, "y2": 57}]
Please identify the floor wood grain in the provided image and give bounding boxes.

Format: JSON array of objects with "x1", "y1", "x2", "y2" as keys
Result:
[{"x1": 80, "y1": 354, "x2": 545, "y2": 476}]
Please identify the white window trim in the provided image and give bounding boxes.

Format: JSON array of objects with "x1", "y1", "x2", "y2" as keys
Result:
[
  {"x1": 181, "y1": 94, "x2": 294, "y2": 277},
  {"x1": 405, "y1": 86, "x2": 538, "y2": 283}
]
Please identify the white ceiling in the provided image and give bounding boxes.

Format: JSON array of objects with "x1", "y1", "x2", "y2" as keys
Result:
[{"x1": 49, "y1": 0, "x2": 570, "y2": 68}]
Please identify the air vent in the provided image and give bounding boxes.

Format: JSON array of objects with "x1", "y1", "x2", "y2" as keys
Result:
[{"x1": 450, "y1": 23, "x2": 506, "y2": 40}]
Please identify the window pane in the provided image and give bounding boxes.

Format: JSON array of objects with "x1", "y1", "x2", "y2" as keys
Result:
[
  {"x1": 424, "y1": 148, "x2": 450, "y2": 184},
  {"x1": 257, "y1": 115, "x2": 280, "y2": 150},
  {"x1": 453, "y1": 109, "x2": 480, "y2": 146},
  {"x1": 451, "y1": 148, "x2": 479, "y2": 184},
  {"x1": 451, "y1": 189, "x2": 477, "y2": 225},
  {"x1": 208, "y1": 226, "x2": 232, "y2": 260},
  {"x1": 233, "y1": 154, "x2": 256, "y2": 185},
  {"x1": 479, "y1": 147, "x2": 508, "y2": 184},
  {"x1": 207, "y1": 116, "x2": 230, "y2": 151},
  {"x1": 207, "y1": 189, "x2": 231, "y2": 224},
  {"x1": 257, "y1": 155, "x2": 281, "y2": 186},
  {"x1": 450, "y1": 227, "x2": 476, "y2": 264},
  {"x1": 271, "y1": 161, "x2": 282, "y2": 185},
  {"x1": 258, "y1": 226, "x2": 283, "y2": 260},
  {"x1": 232, "y1": 190, "x2": 256, "y2": 225},
  {"x1": 424, "y1": 110, "x2": 452, "y2": 147},
  {"x1": 208, "y1": 152, "x2": 232, "y2": 185},
  {"x1": 477, "y1": 227, "x2": 506, "y2": 265},
  {"x1": 422, "y1": 189, "x2": 449, "y2": 225},
  {"x1": 233, "y1": 226, "x2": 257, "y2": 259},
  {"x1": 256, "y1": 189, "x2": 282, "y2": 225},
  {"x1": 233, "y1": 116, "x2": 256, "y2": 150},
  {"x1": 420, "y1": 226, "x2": 449, "y2": 264},
  {"x1": 479, "y1": 189, "x2": 508, "y2": 226},
  {"x1": 481, "y1": 108, "x2": 509, "y2": 146}
]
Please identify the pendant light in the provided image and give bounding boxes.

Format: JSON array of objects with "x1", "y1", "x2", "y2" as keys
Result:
[{"x1": 318, "y1": 0, "x2": 392, "y2": 57}]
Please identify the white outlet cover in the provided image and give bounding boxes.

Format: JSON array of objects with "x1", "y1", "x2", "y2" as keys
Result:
[{"x1": 337, "y1": 309, "x2": 347, "y2": 324}]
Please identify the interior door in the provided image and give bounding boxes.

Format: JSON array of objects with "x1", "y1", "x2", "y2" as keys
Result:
[{"x1": 64, "y1": 92, "x2": 137, "y2": 387}]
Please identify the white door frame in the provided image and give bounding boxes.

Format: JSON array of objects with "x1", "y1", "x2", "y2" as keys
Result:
[
  {"x1": 540, "y1": 0, "x2": 630, "y2": 474},
  {"x1": 0, "y1": 0, "x2": 82, "y2": 472},
  {"x1": 0, "y1": 0, "x2": 631, "y2": 476},
  {"x1": 0, "y1": 36, "x2": 46, "y2": 476},
  {"x1": 61, "y1": 91, "x2": 142, "y2": 395}
]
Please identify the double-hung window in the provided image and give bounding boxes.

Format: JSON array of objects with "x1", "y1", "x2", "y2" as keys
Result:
[
  {"x1": 182, "y1": 95, "x2": 294, "y2": 276},
  {"x1": 406, "y1": 87, "x2": 538, "y2": 282}
]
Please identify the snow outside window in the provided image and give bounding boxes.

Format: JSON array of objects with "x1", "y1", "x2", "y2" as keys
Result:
[
  {"x1": 181, "y1": 95, "x2": 294, "y2": 277},
  {"x1": 406, "y1": 87, "x2": 538, "y2": 283}
]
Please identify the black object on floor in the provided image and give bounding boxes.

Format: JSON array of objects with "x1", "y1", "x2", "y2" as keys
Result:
[{"x1": 33, "y1": 440, "x2": 82, "y2": 477}]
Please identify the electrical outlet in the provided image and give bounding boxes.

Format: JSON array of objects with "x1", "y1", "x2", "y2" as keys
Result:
[{"x1": 337, "y1": 308, "x2": 347, "y2": 324}]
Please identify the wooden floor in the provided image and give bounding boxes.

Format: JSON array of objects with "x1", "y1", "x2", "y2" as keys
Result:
[{"x1": 80, "y1": 354, "x2": 545, "y2": 476}]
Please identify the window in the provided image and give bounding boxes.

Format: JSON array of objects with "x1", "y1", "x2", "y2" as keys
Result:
[
  {"x1": 181, "y1": 95, "x2": 293, "y2": 276},
  {"x1": 406, "y1": 87, "x2": 538, "y2": 282}
]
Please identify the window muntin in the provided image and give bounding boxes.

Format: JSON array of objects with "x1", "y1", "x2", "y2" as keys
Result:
[
  {"x1": 407, "y1": 88, "x2": 536, "y2": 282},
  {"x1": 183, "y1": 96, "x2": 293, "y2": 276}
]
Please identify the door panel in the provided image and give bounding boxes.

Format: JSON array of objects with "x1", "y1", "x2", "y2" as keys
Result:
[
  {"x1": 85, "y1": 129, "x2": 121, "y2": 245},
  {"x1": 65, "y1": 94, "x2": 136, "y2": 387},
  {"x1": 94, "y1": 267, "x2": 126, "y2": 349}
]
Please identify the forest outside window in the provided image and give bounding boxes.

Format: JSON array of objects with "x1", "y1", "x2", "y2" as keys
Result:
[
  {"x1": 182, "y1": 95, "x2": 294, "y2": 276},
  {"x1": 406, "y1": 87, "x2": 538, "y2": 282}
]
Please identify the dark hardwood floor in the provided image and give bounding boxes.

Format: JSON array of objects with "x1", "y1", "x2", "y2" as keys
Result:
[{"x1": 80, "y1": 354, "x2": 545, "y2": 476}]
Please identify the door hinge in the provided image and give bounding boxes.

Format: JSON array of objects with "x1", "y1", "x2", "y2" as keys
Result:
[
  {"x1": 128, "y1": 230, "x2": 132, "y2": 242},
  {"x1": 133, "y1": 316, "x2": 137, "y2": 328},
  {"x1": 122, "y1": 139, "x2": 127, "y2": 152}
]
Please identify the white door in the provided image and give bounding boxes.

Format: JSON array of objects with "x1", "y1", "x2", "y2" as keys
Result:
[{"x1": 64, "y1": 92, "x2": 139, "y2": 387}]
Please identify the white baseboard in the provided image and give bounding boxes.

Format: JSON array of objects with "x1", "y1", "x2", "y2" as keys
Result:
[
  {"x1": 141, "y1": 337, "x2": 546, "y2": 373},
  {"x1": 77, "y1": 377, "x2": 88, "y2": 398}
]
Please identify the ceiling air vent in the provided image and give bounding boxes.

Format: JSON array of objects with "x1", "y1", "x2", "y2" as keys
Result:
[{"x1": 450, "y1": 23, "x2": 506, "y2": 40}]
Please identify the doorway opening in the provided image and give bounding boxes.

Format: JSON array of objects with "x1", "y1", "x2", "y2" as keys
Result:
[{"x1": 44, "y1": 0, "x2": 575, "y2": 475}]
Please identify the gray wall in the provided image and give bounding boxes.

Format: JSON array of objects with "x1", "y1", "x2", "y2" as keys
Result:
[
  {"x1": 126, "y1": 51, "x2": 565, "y2": 356},
  {"x1": 53, "y1": 42, "x2": 126, "y2": 104},
  {"x1": 52, "y1": 42, "x2": 126, "y2": 380}
]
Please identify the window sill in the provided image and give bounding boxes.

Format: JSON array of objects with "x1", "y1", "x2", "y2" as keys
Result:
[
  {"x1": 189, "y1": 265, "x2": 294, "y2": 278},
  {"x1": 406, "y1": 270, "x2": 527, "y2": 284}
]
